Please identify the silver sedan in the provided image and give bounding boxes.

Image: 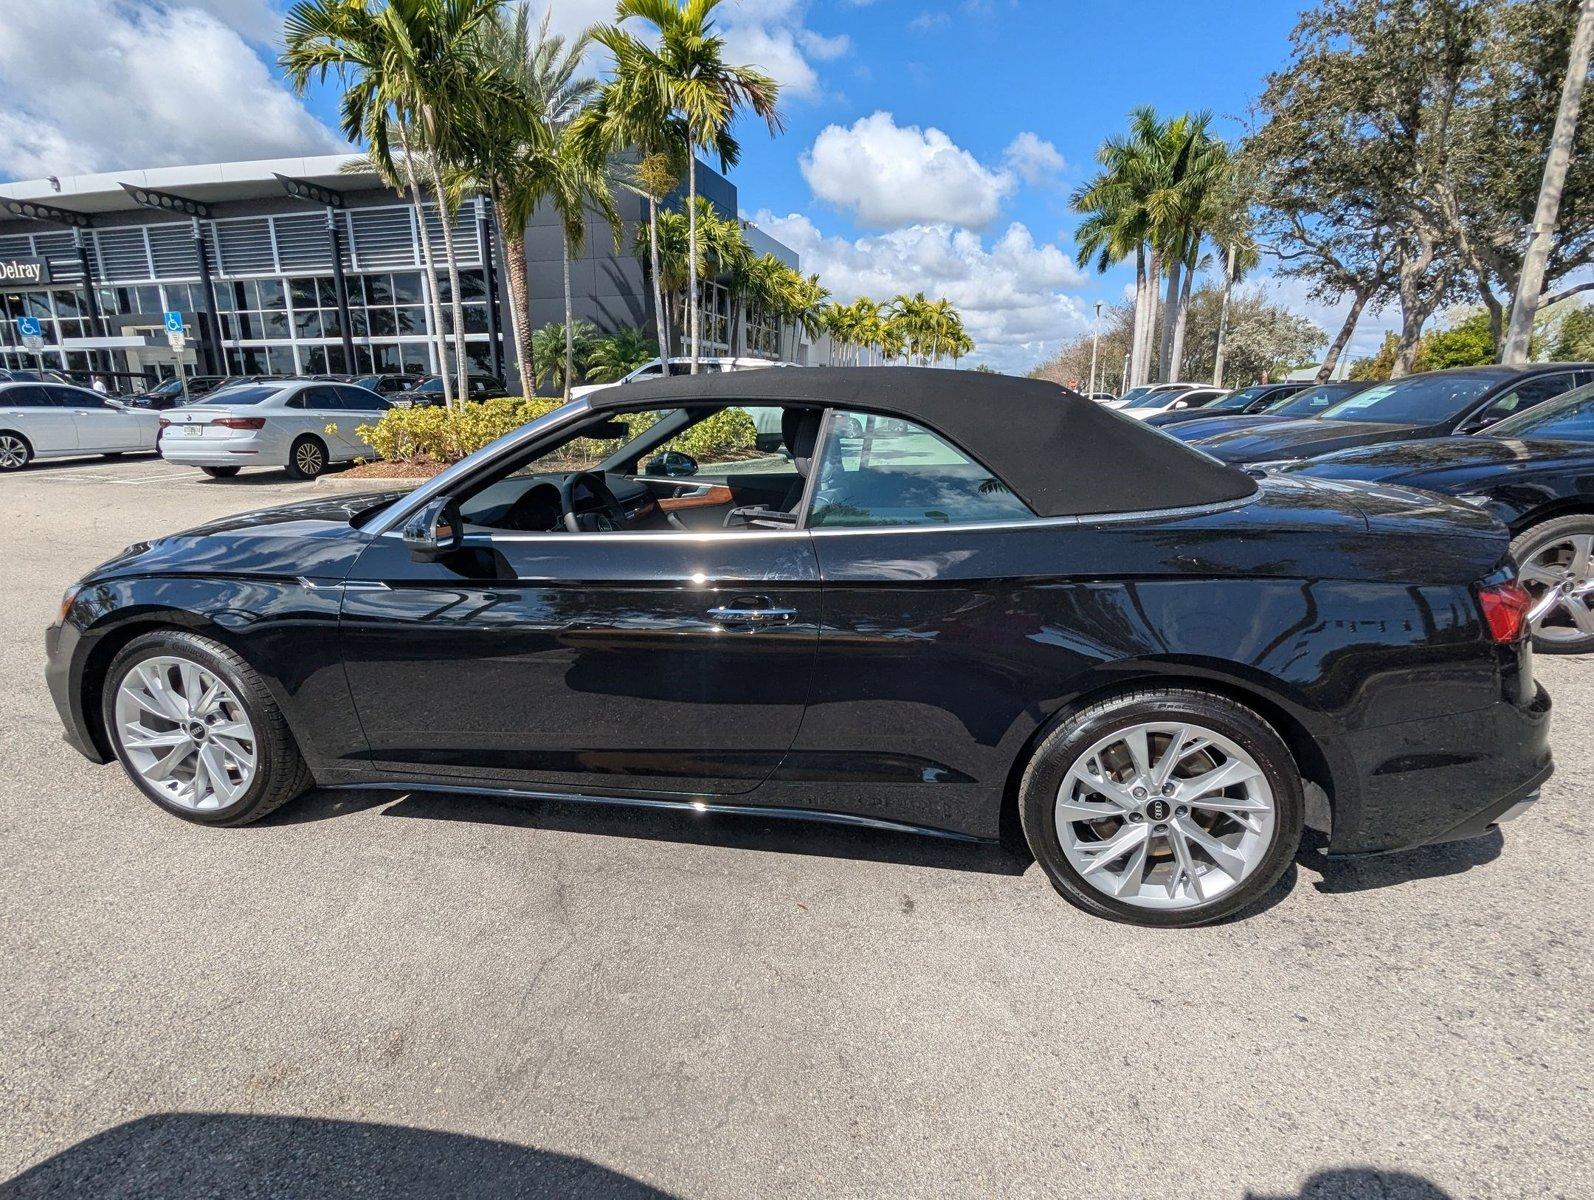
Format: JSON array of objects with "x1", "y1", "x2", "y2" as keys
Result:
[
  {"x1": 0, "y1": 381, "x2": 162, "y2": 471},
  {"x1": 159, "y1": 380, "x2": 391, "y2": 479}
]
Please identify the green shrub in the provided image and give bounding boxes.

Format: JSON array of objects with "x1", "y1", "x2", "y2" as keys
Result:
[
  {"x1": 356, "y1": 396, "x2": 564, "y2": 465},
  {"x1": 664, "y1": 407, "x2": 757, "y2": 460}
]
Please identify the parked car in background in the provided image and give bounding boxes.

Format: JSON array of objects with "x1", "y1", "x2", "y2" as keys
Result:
[
  {"x1": 1187, "y1": 365, "x2": 1594, "y2": 467},
  {"x1": 1106, "y1": 382, "x2": 1202, "y2": 410},
  {"x1": 315, "y1": 372, "x2": 424, "y2": 399},
  {"x1": 136, "y1": 375, "x2": 263, "y2": 410},
  {"x1": 1119, "y1": 386, "x2": 1228, "y2": 419},
  {"x1": 570, "y1": 356, "x2": 793, "y2": 401},
  {"x1": 1168, "y1": 381, "x2": 1375, "y2": 443},
  {"x1": 1081, "y1": 391, "x2": 1117, "y2": 402},
  {"x1": 1286, "y1": 381, "x2": 1594, "y2": 654},
  {"x1": 0, "y1": 382, "x2": 161, "y2": 470},
  {"x1": 157, "y1": 380, "x2": 390, "y2": 479},
  {"x1": 402, "y1": 374, "x2": 508, "y2": 406},
  {"x1": 47, "y1": 369, "x2": 1550, "y2": 928},
  {"x1": 1145, "y1": 382, "x2": 1311, "y2": 428}
]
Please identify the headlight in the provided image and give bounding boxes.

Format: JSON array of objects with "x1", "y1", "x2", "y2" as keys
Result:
[{"x1": 56, "y1": 585, "x2": 82, "y2": 626}]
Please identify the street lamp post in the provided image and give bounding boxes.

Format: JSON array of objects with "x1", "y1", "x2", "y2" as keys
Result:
[
  {"x1": 1120, "y1": 352, "x2": 1130, "y2": 397},
  {"x1": 1087, "y1": 301, "x2": 1102, "y2": 397}
]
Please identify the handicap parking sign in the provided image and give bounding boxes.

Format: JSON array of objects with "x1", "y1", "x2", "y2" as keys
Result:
[
  {"x1": 163, "y1": 310, "x2": 184, "y2": 334},
  {"x1": 15, "y1": 316, "x2": 41, "y2": 338}
]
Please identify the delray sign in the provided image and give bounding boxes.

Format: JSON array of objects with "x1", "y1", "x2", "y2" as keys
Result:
[{"x1": 0, "y1": 257, "x2": 52, "y2": 290}]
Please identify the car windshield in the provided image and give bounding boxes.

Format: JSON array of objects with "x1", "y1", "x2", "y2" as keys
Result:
[
  {"x1": 1318, "y1": 371, "x2": 1502, "y2": 424},
  {"x1": 197, "y1": 385, "x2": 282, "y2": 406},
  {"x1": 1115, "y1": 386, "x2": 1156, "y2": 406},
  {"x1": 1209, "y1": 386, "x2": 1271, "y2": 411},
  {"x1": 1271, "y1": 384, "x2": 1365, "y2": 417},
  {"x1": 1489, "y1": 383, "x2": 1594, "y2": 440},
  {"x1": 413, "y1": 378, "x2": 442, "y2": 393}
]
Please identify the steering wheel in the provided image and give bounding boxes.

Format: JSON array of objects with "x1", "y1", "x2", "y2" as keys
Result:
[{"x1": 560, "y1": 471, "x2": 628, "y2": 533}]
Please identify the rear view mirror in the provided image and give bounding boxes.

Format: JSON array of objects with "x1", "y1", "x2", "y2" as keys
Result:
[
  {"x1": 402, "y1": 495, "x2": 464, "y2": 561},
  {"x1": 584, "y1": 420, "x2": 632, "y2": 440}
]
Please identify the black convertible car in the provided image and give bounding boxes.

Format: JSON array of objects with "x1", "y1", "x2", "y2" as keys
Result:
[
  {"x1": 1288, "y1": 382, "x2": 1594, "y2": 654},
  {"x1": 45, "y1": 370, "x2": 1550, "y2": 927},
  {"x1": 1190, "y1": 364, "x2": 1594, "y2": 466}
]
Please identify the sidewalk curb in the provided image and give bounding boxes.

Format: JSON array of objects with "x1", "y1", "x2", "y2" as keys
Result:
[{"x1": 314, "y1": 475, "x2": 427, "y2": 493}]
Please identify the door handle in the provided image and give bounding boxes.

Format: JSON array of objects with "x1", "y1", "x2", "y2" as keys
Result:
[{"x1": 708, "y1": 601, "x2": 798, "y2": 626}]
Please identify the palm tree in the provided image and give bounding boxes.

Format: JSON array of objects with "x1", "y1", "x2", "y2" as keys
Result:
[
  {"x1": 531, "y1": 319, "x2": 598, "y2": 392},
  {"x1": 283, "y1": 0, "x2": 499, "y2": 409},
  {"x1": 598, "y1": 0, "x2": 782, "y2": 374},
  {"x1": 470, "y1": 6, "x2": 597, "y2": 392},
  {"x1": 536, "y1": 132, "x2": 623, "y2": 400},
  {"x1": 585, "y1": 326, "x2": 659, "y2": 382}
]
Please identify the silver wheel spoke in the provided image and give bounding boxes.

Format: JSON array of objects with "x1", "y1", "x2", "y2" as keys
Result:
[
  {"x1": 144, "y1": 742, "x2": 192, "y2": 781},
  {"x1": 1569, "y1": 534, "x2": 1593, "y2": 580},
  {"x1": 122, "y1": 728, "x2": 188, "y2": 752},
  {"x1": 1175, "y1": 816, "x2": 1250, "y2": 882},
  {"x1": 115, "y1": 655, "x2": 257, "y2": 812},
  {"x1": 1565, "y1": 596, "x2": 1594, "y2": 634},
  {"x1": 1063, "y1": 765, "x2": 1136, "y2": 811},
  {"x1": 1528, "y1": 590, "x2": 1564, "y2": 624},
  {"x1": 1076, "y1": 823, "x2": 1149, "y2": 877},
  {"x1": 1166, "y1": 824, "x2": 1204, "y2": 903},
  {"x1": 1521, "y1": 561, "x2": 1561, "y2": 587},
  {"x1": 1113, "y1": 838, "x2": 1150, "y2": 897},
  {"x1": 1179, "y1": 757, "x2": 1260, "y2": 801}
]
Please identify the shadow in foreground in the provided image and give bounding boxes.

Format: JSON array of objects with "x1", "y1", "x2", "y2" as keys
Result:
[
  {"x1": 269, "y1": 786, "x2": 1035, "y2": 878},
  {"x1": 1295, "y1": 826, "x2": 1502, "y2": 894},
  {"x1": 1247, "y1": 1166, "x2": 1455, "y2": 1198},
  {"x1": 2, "y1": 1113, "x2": 675, "y2": 1200}
]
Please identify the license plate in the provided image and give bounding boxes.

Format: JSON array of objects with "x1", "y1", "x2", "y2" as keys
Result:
[{"x1": 183, "y1": 426, "x2": 203, "y2": 436}]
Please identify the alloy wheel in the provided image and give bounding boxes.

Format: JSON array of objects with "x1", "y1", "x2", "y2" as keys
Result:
[
  {"x1": 1055, "y1": 721, "x2": 1276, "y2": 910},
  {"x1": 113, "y1": 655, "x2": 258, "y2": 812},
  {"x1": 0, "y1": 434, "x2": 28, "y2": 469},
  {"x1": 1519, "y1": 532, "x2": 1594, "y2": 644},
  {"x1": 295, "y1": 441, "x2": 325, "y2": 476}
]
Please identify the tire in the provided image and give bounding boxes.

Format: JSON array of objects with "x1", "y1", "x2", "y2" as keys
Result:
[
  {"x1": 101, "y1": 452, "x2": 125, "y2": 459},
  {"x1": 286, "y1": 435, "x2": 328, "y2": 480},
  {"x1": 102, "y1": 630, "x2": 313, "y2": 826},
  {"x1": 201, "y1": 466, "x2": 241, "y2": 479},
  {"x1": 0, "y1": 431, "x2": 31, "y2": 471},
  {"x1": 1510, "y1": 514, "x2": 1594, "y2": 654},
  {"x1": 1019, "y1": 688, "x2": 1303, "y2": 927}
]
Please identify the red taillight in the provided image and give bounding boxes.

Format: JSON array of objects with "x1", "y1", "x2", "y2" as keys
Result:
[
  {"x1": 158, "y1": 417, "x2": 171, "y2": 429},
  {"x1": 213, "y1": 417, "x2": 266, "y2": 430},
  {"x1": 1478, "y1": 580, "x2": 1532, "y2": 644}
]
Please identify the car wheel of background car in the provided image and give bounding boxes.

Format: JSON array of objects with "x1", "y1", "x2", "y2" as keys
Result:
[
  {"x1": 1511, "y1": 514, "x2": 1594, "y2": 654},
  {"x1": 201, "y1": 466, "x2": 241, "y2": 479},
  {"x1": 287, "y1": 435, "x2": 328, "y2": 480},
  {"x1": 0, "y1": 432, "x2": 32, "y2": 470},
  {"x1": 102, "y1": 631, "x2": 312, "y2": 826},
  {"x1": 1019, "y1": 689, "x2": 1303, "y2": 927}
]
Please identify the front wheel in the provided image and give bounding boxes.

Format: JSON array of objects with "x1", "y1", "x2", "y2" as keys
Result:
[
  {"x1": 1512, "y1": 515, "x2": 1594, "y2": 654},
  {"x1": 103, "y1": 631, "x2": 313, "y2": 825},
  {"x1": 1020, "y1": 689, "x2": 1303, "y2": 927},
  {"x1": 286, "y1": 436, "x2": 328, "y2": 480},
  {"x1": 0, "y1": 432, "x2": 32, "y2": 470}
]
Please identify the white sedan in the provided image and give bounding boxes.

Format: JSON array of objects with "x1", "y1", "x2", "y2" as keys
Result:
[
  {"x1": 159, "y1": 380, "x2": 391, "y2": 479},
  {"x1": 0, "y1": 381, "x2": 162, "y2": 471},
  {"x1": 570, "y1": 356, "x2": 794, "y2": 400},
  {"x1": 1118, "y1": 386, "x2": 1228, "y2": 419}
]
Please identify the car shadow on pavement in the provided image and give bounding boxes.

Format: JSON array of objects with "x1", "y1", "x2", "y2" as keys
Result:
[
  {"x1": 1246, "y1": 1166, "x2": 1455, "y2": 1198},
  {"x1": 1, "y1": 1113, "x2": 674, "y2": 1199},
  {"x1": 270, "y1": 786, "x2": 1036, "y2": 877},
  {"x1": 1294, "y1": 826, "x2": 1503, "y2": 895}
]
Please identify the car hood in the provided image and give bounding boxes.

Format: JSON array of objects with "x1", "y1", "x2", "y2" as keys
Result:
[
  {"x1": 1166, "y1": 413, "x2": 1297, "y2": 442},
  {"x1": 1192, "y1": 418, "x2": 1432, "y2": 464},
  {"x1": 1284, "y1": 435, "x2": 1594, "y2": 484},
  {"x1": 83, "y1": 491, "x2": 404, "y2": 584}
]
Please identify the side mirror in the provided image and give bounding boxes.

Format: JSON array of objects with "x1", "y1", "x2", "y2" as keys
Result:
[
  {"x1": 401, "y1": 495, "x2": 464, "y2": 561},
  {"x1": 645, "y1": 450, "x2": 698, "y2": 477},
  {"x1": 105, "y1": 398, "x2": 127, "y2": 411}
]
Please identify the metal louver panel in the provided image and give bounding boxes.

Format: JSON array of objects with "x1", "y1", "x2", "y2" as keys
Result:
[
  {"x1": 348, "y1": 206, "x2": 417, "y2": 269},
  {"x1": 216, "y1": 217, "x2": 276, "y2": 275},
  {"x1": 0, "y1": 235, "x2": 32, "y2": 258},
  {"x1": 147, "y1": 224, "x2": 200, "y2": 279},
  {"x1": 93, "y1": 228, "x2": 153, "y2": 283},
  {"x1": 274, "y1": 213, "x2": 331, "y2": 271},
  {"x1": 32, "y1": 233, "x2": 84, "y2": 283},
  {"x1": 419, "y1": 204, "x2": 481, "y2": 267}
]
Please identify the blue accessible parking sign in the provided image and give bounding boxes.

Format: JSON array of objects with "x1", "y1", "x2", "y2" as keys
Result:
[
  {"x1": 15, "y1": 316, "x2": 41, "y2": 338},
  {"x1": 163, "y1": 311, "x2": 184, "y2": 334}
]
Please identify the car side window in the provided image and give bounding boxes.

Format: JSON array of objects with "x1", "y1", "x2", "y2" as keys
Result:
[
  {"x1": 0, "y1": 385, "x2": 51, "y2": 407},
  {"x1": 805, "y1": 410, "x2": 1035, "y2": 529},
  {"x1": 301, "y1": 386, "x2": 343, "y2": 411},
  {"x1": 337, "y1": 386, "x2": 388, "y2": 411},
  {"x1": 1471, "y1": 373, "x2": 1578, "y2": 426}
]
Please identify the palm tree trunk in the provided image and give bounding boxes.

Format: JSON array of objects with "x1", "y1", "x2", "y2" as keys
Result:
[
  {"x1": 490, "y1": 182, "x2": 531, "y2": 394},
  {"x1": 1169, "y1": 255, "x2": 1195, "y2": 380},
  {"x1": 562, "y1": 231, "x2": 574, "y2": 403},
  {"x1": 647, "y1": 195, "x2": 668, "y2": 364},
  {"x1": 1130, "y1": 247, "x2": 1148, "y2": 386},
  {"x1": 425, "y1": 152, "x2": 468, "y2": 403},
  {"x1": 397, "y1": 123, "x2": 453, "y2": 409},
  {"x1": 1158, "y1": 256, "x2": 1183, "y2": 382},
  {"x1": 1504, "y1": 0, "x2": 1594, "y2": 363},
  {"x1": 687, "y1": 151, "x2": 700, "y2": 374},
  {"x1": 1213, "y1": 243, "x2": 1237, "y2": 387}
]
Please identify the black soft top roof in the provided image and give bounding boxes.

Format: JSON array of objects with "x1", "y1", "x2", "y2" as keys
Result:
[{"x1": 588, "y1": 366, "x2": 1258, "y2": 518}]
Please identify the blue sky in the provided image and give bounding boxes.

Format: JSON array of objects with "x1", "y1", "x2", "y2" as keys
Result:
[{"x1": 0, "y1": 1, "x2": 1374, "y2": 372}]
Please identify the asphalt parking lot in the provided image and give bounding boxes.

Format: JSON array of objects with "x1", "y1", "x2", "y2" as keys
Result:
[{"x1": 1, "y1": 455, "x2": 1589, "y2": 1199}]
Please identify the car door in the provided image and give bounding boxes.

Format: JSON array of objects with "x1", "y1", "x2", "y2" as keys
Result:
[
  {"x1": 337, "y1": 523, "x2": 820, "y2": 796},
  {"x1": 0, "y1": 385, "x2": 76, "y2": 454},
  {"x1": 51, "y1": 387, "x2": 147, "y2": 451},
  {"x1": 293, "y1": 384, "x2": 345, "y2": 456},
  {"x1": 1457, "y1": 371, "x2": 1584, "y2": 433},
  {"x1": 329, "y1": 386, "x2": 388, "y2": 458}
]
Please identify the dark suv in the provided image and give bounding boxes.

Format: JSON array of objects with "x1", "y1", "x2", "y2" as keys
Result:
[{"x1": 401, "y1": 374, "x2": 509, "y2": 407}]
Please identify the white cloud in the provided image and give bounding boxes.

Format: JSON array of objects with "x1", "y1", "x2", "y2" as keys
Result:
[
  {"x1": 715, "y1": 1, "x2": 851, "y2": 100},
  {"x1": 0, "y1": 1, "x2": 343, "y2": 179},
  {"x1": 909, "y1": 12, "x2": 951, "y2": 32},
  {"x1": 800, "y1": 112, "x2": 1016, "y2": 229},
  {"x1": 799, "y1": 30, "x2": 852, "y2": 60},
  {"x1": 1002, "y1": 132, "x2": 1065, "y2": 186},
  {"x1": 755, "y1": 210, "x2": 1090, "y2": 372}
]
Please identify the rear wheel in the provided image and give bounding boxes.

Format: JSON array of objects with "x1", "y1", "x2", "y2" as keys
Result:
[
  {"x1": 1512, "y1": 514, "x2": 1594, "y2": 654},
  {"x1": 286, "y1": 435, "x2": 328, "y2": 480},
  {"x1": 0, "y1": 432, "x2": 31, "y2": 471},
  {"x1": 1020, "y1": 689, "x2": 1303, "y2": 927},
  {"x1": 201, "y1": 465, "x2": 241, "y2": 479},
  {"x1": 102, "y1": 631, "x2": 313, "y2": 826}
]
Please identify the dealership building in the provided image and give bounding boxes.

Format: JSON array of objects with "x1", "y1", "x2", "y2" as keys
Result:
[{"x1": 0, "y1": 153, "x2": 815, "y2": 388}]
